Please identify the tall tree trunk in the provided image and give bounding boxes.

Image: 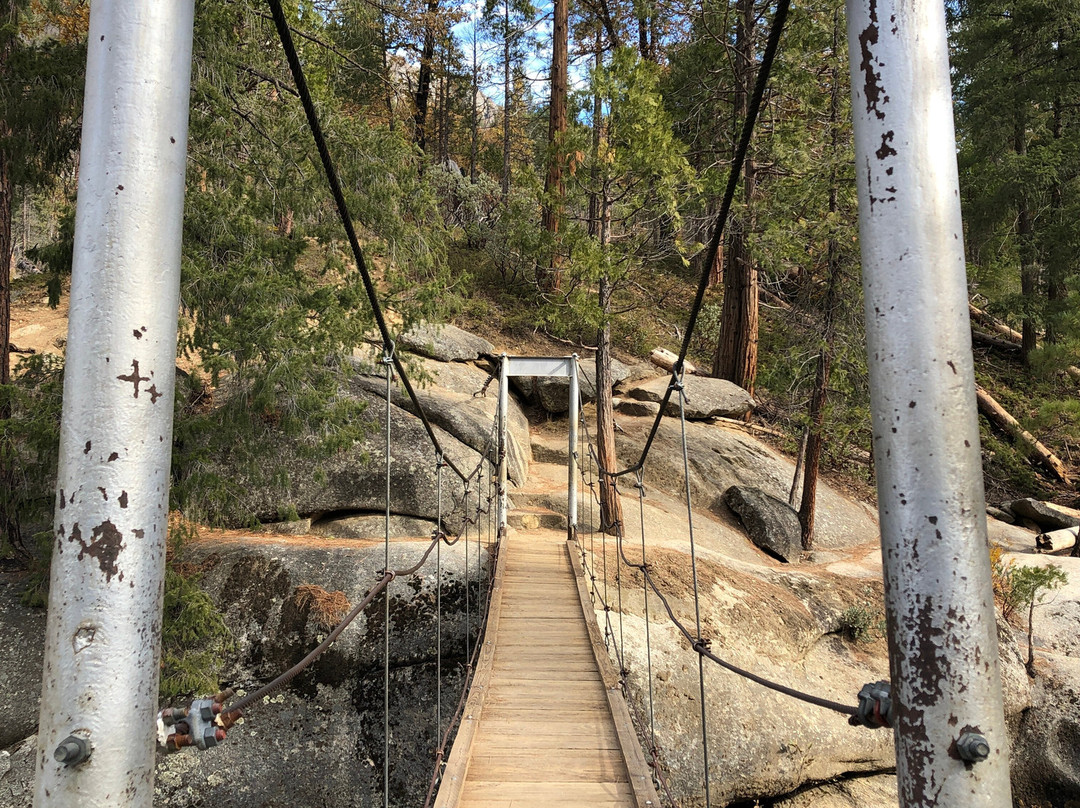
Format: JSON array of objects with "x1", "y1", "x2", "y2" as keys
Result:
[
  {"x1": 1046, "y1": 67, "x2": 1066, "y2": 345},
  {"x1": 540, "y1": 0, "x2": 568, "y2": 290},
  {"x1": 637, "y1": 7, "x2": 651, "y2": 61},
  {"x1": 596, "y1": 196, "x2": 622, "y2": 533},
  {"x1": 470, "y1": 23, "x2": 479, "y2": 182},
  {"x1": 1, "y1": 146, "x2": 11, "y2": 402},
  {"x1": 1012, "y1": 42, "x2": 1037, "y2": 364},
  {"x1": 713, "y1": 0, "x2": 757, "y2": 396},
  {"x1": 1, "y1": 0, "x2": 13, "y2": 407},
  {"x1": 382, "y1": 16, "x2": 395, "y2": 131},
  {"x1": 798, "y1": 11, "x2": 842, "y2": 551},
  {"x1": 588, "y1": 33, "x2": 601, "y2": 239},
  {"x1": 501, "y1": 2, "x2": 511, "y2": 199},
  {"x1": 413, "y1": 0, "x2": 440, "y2": 153}
]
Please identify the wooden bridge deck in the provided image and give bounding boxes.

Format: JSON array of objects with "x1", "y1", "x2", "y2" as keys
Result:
[{"x1": 434, "y1": 527, "x2": 658, "y2": 808}]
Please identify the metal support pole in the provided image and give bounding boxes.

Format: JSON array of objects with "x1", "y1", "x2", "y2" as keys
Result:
[
  {"x1": 497, "y1": 354, "x2": 509, "y2": 537},
  {"x1": 33, "y1": 4, "x2": 195, "y2": 807},
  {"x1": 845, "y1": 0, "x2": 1011, "y2": 804},
  {"x1": 567, "y1": 354, "x2": 579, "y2": 541}
]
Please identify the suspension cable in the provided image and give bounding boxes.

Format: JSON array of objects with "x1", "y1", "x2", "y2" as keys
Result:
[
  {"x1": 608, "y1": 0, "x2": 792, "y2": 480},
  {"x1": 675, "y1": 373, "x2": 711, "y2": 806},
  {"x1": 265, "y1": 0, "x2": 470, "y2": 483},
  {"x1": 383, "y1": 351, "x2": 393, "y2": 808}
]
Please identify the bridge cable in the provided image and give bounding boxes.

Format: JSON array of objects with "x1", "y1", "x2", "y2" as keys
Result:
[
  {"x1": 607, "y1": 0, "x2": 791, "y2": 481},
  {"x1": 436, "y1": 453, "x2": 444, "y2": 750},
  {"x1": 383, "y1": 351, "x2": 393, "y2": 808},
  {"x1": 265, "y1": 0, "x2": 469, "y2": 484},
  {"x1": 634, "y1": 468, "x2": 657, "y2": 757},
  {"x1": 676, "y1": 373, "x2": 711, "y2": 806}
]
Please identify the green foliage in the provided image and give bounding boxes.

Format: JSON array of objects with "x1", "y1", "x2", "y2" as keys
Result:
[
  {"x1": 172, "y1": 0, "x2": 457, "y2": 524},
  {"x1": 159, "y1": 515, "x2": 233, "y2": 701},
  {"x1": 1007, "y1": 562, "x2": 1068, "y2": 618},
  {"x1": 0, "y1": 353, "x2": 64, "y2": 554},
  {"x1": 837, "y1": 604, "x2": 883, "y2": 644},
  {"x1": 160, "y1": 566, "x2": 233, "y2": 701}
]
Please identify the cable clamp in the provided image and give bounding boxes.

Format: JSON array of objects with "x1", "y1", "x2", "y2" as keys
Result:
[
  {"x1": 158, "y1": 690, "x2": 236, "y2": 752},
  {"x1": 692, "y1": 637, "x2": 712, "y2": 654},
  {"x1": 849, "y1": 680, "x2": 893, "y2": 729},
  {"x1": 381, "y1": 341, "x2": 396, "y2": 364}
]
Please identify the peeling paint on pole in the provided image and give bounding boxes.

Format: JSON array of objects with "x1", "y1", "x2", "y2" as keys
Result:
[
  {"x1": 33, "y1": 2, "x2": 195, "y2": 807},
  {"x1": 844, "y1": 0, "x2": 1012, "y2": 804}
]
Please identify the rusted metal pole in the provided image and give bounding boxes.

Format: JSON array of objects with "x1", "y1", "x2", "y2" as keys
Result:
[
  {"x1": 845, "y1": 0, "x2": 1012, "y2": 803},
  {"x1": 34, "y1": 2, "x2": 195, "y2": 806}
]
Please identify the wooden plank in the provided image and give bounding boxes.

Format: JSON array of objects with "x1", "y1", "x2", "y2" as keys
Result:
[
  {"x1": 567, "y1": 539, "x2": 662, "y2": 808},
  {"x1": 471, "y1": 734, "x2": 622, "y2": 752},
  {"x1": 433, "y1": 529, "x2": 511, "y2": 808},
  {"x1": 459, "y1": 781, "x2": 635, "y2": 802},
  {"x1": 468, "y1": 755, "x2": 629, "y2": 782}
]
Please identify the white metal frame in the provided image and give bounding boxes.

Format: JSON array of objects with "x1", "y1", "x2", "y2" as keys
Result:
[{"x1": 496, "y1": 355, "x2": 579, "y2": 540}]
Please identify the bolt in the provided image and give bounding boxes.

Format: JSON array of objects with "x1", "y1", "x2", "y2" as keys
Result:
[
  {"x1": 54, "y1": 735, "x2": 91, "y2": 767},
  {"x1": 956, "y1": 732, "x2": 991, "y2": 763}
]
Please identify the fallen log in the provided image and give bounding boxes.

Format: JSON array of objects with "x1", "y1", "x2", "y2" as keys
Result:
[
  {"x1": 969, "y1": 303, "x2": 1024, "y2": 343},
  {"x1": 971, "y1": 329, "x2": 1022, "y2": 355},
  {"x1": 1036, "y1": 526, "x2": 1078, "y2": 553},
  {"x1": 649, "y1": 347, "x2": 697, "y2": 376},
  {"x1": 969, "y1": 301, "x2": 1080, "y2": 381},
  {"x1": 975, "y1": 385, "x2": 1072, "y2": 484}
]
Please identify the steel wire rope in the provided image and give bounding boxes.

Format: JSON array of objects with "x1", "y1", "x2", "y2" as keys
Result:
[
  {"x1": 674, "y1": 374, "x2": 711, "y2": 806},
  {"x1": 265, "y1": 0, "x2": 470, "y2": 484},
  {"x1": 580, "y1": 415, "x2": 860, "y2": 717},
  {"x1": 383, "y1": 353, "x2": 393, "y2": 808},
  {"x1": 605, "y1": 0, "x2": 792, "y2": 482},
  {"x1": 634, "y1": 469, "x2": 657, "y2": 754},
  {"x1": 435, "y1": 453, "x2": 444, "y2": 751}
]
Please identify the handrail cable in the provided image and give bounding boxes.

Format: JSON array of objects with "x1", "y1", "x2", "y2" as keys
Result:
[
  {"x1": 265, "y1": 0, "x2": 469, "y2": 483},
  {"x1": 576, "y1": 401, "x2": 858, "y2": 717},
  {"x1": 383, "y1": 352, "x2": 393, "y2": 808},
  {"x1": 676, "y1": 373, "x2": 712, "y2": 806}
]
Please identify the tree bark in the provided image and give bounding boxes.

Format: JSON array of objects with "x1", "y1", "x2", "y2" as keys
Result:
[
  {"x1": 1, "y1": 145, "x2": 11, "y2": 401},
  {"x1": 713, "y1": 0, "x2": 757, "y2": 396},
  {"x1": 588, "y1": 33, "x2": 601, "y2": 239},
  {"x1": 412, "y1": 0, "x2": 440, "y2": 153},
  {"x1": 1013, "y1": 45, "x2": 1038, "y2": 364},
  {"x1": 798, "y1": 14, "x2": 843, "y2": 551},
  {"x1": 539, "y1": 0, "x2": 568, "y2": 290},
  {"x1": 597, "y1": 275, "x2": 623, "y2": 533},
  {"x1": 0, "y1": 0, "x2": 12, "y2": 405},
  {"x1": 469, "y1": 23, "x2": 479, "y2": 182},
  {"x1": 501, "y1": 1, "x2": 511, "y2": 199}
]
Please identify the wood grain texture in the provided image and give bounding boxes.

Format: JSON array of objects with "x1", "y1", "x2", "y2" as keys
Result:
[{"x1": 434, "y1": 527, "x2": 653, "y2": 808}]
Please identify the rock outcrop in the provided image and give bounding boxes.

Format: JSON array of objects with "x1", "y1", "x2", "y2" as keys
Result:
[
  {"x1": 723, "y1": 485, "x2": 802, "y2": 562},
  {"x1": 0, "y1": 533, "x2": 490, "y2": 808},
  {"x1": 399, "y1": 322, "x2": 496, "y2": 363},
  {"x1": 614, "y1": 415, "x2": 879, "y2": 550},
  {"x1": 625, "y1": 374, "x2": 756, "y2": 420}
]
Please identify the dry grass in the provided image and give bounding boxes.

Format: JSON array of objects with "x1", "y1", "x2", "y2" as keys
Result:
[{"x1": 293, "y1": 584, "x2": 352, "y2": 630}]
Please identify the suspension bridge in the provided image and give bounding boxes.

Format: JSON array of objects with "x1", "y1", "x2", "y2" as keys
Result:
[{"x1": 31, "y1": 0, "x2": 1015, "y2": 804}]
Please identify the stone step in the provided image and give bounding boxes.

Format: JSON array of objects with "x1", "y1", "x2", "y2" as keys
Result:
[
  {"x1": 508, "y1": 506, "x2": 567, "y2": 531},
  {"x1": 530, "y1": 433, "x2": 571, "y2": 464}
]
